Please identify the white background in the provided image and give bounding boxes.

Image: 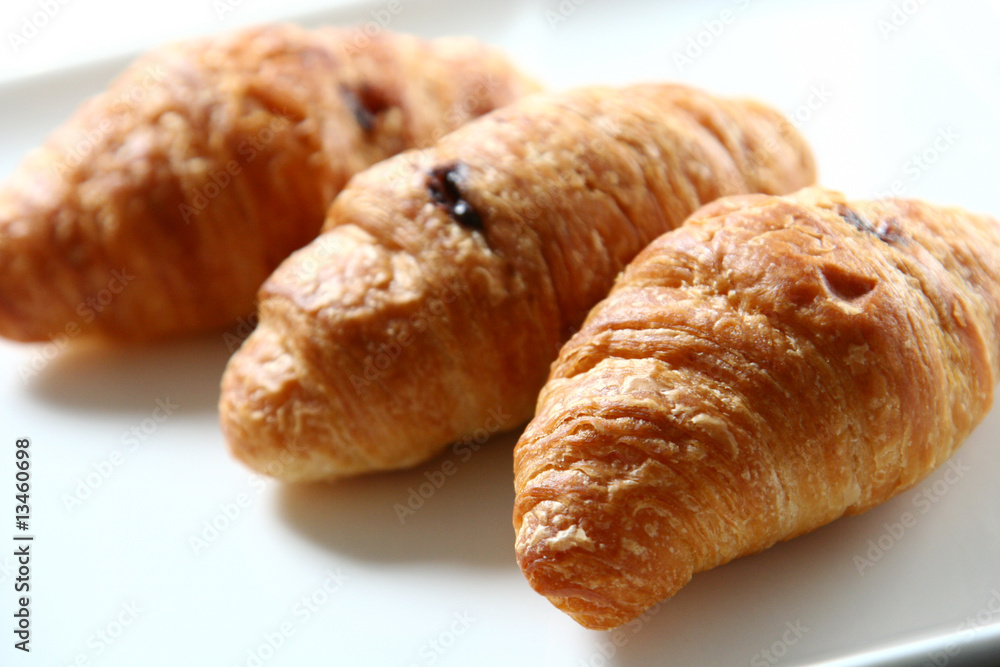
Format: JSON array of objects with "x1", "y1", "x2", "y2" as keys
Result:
[{"x1": 1, "y1": 1, "x2": 1000, "y2": 666}]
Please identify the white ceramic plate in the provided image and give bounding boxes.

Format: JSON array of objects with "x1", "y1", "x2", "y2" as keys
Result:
[{"x1": 1, "y1": 1, "x2": 999, "y2": 665}]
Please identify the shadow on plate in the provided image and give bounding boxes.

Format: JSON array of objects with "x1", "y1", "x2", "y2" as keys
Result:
[
  {"x1": 23, "y1": 332, "x2": 235, "y2": 415},
  {"x1": 569, "y1": 515, "x2": 869, "y2": 666},
  {"x1": 278, "y1": 431, "x2": 521, "y2": 569},
  {"x1": 576, "y1": 478, "x2": 982, "y2": 667}
]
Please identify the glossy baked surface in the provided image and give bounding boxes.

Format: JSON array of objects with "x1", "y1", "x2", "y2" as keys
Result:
[{"x1": 514, "y1": 188, "x2": 1000, "y2": 628}]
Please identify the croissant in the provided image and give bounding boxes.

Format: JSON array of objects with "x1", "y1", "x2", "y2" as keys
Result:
[
  {"x1": 512, "y1": 187, "x2": 1000, "y2": 630},
  {"x1": 219, "y1": 83, "x2": 816, "y2": 481},
  {"x1": 0, "y1": 24, "x2": 539, "y2": 341}
]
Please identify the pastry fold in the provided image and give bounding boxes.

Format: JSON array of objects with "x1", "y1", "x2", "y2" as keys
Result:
[
  {"x1": 513, "y1": 187, "x2": 1000, "y2": 629},
  {"x1": 219, "y1": 84, "x2": 816, "y2": 481},
  {"x1": 0, "y1": 24, "x2": 538, "y2": 341}
]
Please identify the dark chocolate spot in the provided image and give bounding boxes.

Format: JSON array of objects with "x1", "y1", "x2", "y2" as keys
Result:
[
  {"x1": 426, "y1": 162, "x2": 484, "y2": 231},
  {"x1": 873, "y1": 217, "x2": 908, "y2": 244},
  {"x1": 340, "y1": 84, "x2": 392, "y2": 133},
  {"x1": 837, "y1": 205, "x2": 873, "y2": 234},
  {"x1": 836, "y1": 205, "x2": 906, "y2": 244}
]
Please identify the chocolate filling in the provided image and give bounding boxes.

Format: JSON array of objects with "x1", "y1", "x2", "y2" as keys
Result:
[
  {"x1": 340, "y1": 84, "x2": 392, "y2": 133},
  {"x1": 837, "y1": 205, "x2": 906, "y2": 244},
  {"x1": 426, "y1": 162, "x2": 484, "y2": 231}
]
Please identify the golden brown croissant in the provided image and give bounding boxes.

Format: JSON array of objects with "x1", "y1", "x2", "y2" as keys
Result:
[
  {"x1": 0, "y1": 24, "x2": 539, "y2": 341},
  {"x1": 219, "y1": 83, "x2": 816, "y2": 482},
  {"x1": 513, "y1": 187, "x2": 1000, "y2": 630}
]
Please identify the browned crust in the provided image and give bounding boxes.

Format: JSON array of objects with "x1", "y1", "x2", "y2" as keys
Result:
[
  {"x1": 218, "y1": 83, "x2": 816, "y2": 482},
  {"x1": 513, "y1": 187, "x2": 1000, "y2": 629},
  {"x1": 0, "y1": 24, "x2": 539, "y2": 341}
]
